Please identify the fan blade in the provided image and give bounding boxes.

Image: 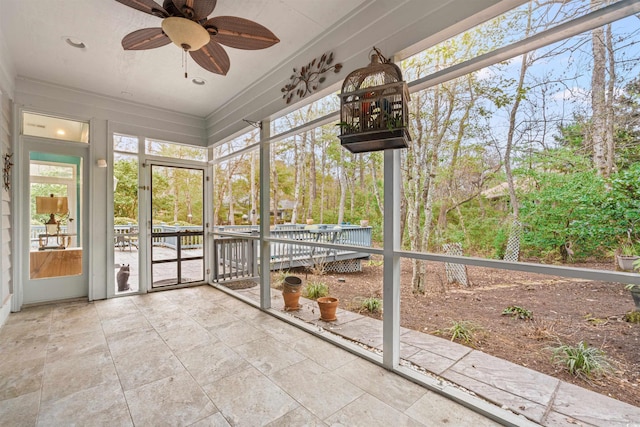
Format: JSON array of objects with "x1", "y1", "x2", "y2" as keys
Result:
[
  {"x1": 115, "y1": 0, "x2": 168, "y2": 18},
  {"x1": 205, "y1": 17, "x2": 279, "y2": 50},
  {"x1": 190, "y1": 40, "x2": 230, "y2": 75},
  {"x1": 170, "y1": 0, "x2": 216, "y2": 20},
  {"x1": 122, "y1": 28, "x2": 170, "y2": 50}
]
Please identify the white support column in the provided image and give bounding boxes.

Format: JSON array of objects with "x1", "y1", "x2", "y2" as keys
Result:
[
  {"x1": 383, "y1": 149, "x2": 401, "y2": 368},
  {"x1": 259, "y1": 119, "x2": 271, "y2": 309}
]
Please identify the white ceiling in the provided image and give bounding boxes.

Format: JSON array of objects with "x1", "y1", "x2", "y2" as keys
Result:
[{"x1": 0, "y1": 0, "x2": 369, "y2": 117}]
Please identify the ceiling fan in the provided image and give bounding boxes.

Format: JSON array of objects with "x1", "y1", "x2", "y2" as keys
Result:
[{"x1": 115, "y1": 0, "x2": 280, "y2": 76}]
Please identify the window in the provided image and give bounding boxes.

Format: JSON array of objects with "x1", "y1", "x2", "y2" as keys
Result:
[{"x1": 22, "y1": 112, "x2": 89, "y2": 143}]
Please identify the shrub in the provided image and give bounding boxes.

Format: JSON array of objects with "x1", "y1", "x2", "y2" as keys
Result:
[
  {"x1": 438, "y1": 320, "x2": 480, "y2": 344},
  {"x1": 502, "y1": 305, "x2": 533, "y2": 320},
  {"x1": 624, "y1": 311, "x2": 640, "y2": 323},
  {"x1": 551, "y1": 341, "x2": 612, "y2": 379},
  {"x1": 304, "y1": 281, "x2": 328, "y2": 299},
  {"x1": 361, "y1": 297, "x2": 381, "y2": 313}
]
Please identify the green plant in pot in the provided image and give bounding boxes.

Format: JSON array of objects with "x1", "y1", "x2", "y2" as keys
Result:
[{"x1": 617, "y1": 242, "x2": 640, "y2": 271}]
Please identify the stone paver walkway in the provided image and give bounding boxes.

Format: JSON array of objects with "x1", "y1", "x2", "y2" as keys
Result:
[{"x1": 233, "y1": 285, "x2": 640, "y2": 426}]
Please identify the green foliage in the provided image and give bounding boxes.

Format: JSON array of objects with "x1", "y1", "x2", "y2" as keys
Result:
[
  {"x1": 502, "y1": 305, "x2": 533, "y2": 320},
  {"x1": 366, "y1": 258, "x2": 383, "y2": 267},
  {"x1": 517, "y1": 159, "x2": 640, "y2": 260},
  {"x1": 438, "y1": 320, "x2": 480, "y2": 344},
  {"x1": 114, "y1": 217, "x2": 137, "y2": 225},
  {"x1": 304, "y1": 281, "x2": 328, "y2": 299},
  {"x1": 621, "y1": 243, "x2": 639, "y2": 256},
  {"x1": 520, "y1": 168, "x2": 607, "y2": 260},
  {"x1": 361, "y1": 297, "x2": 381, "y2": 313},
  {"x1": 624, "y1": 311, "x2": 640, "y2": 323},
  {"x1": 114, "y1": 158, "x2": 139, "y2": 220},
  {"x1": 492, "y1": 226, "x2": 509, "y2": 259},
  {"x1": 335, "y1": 121, "x2": 358, "y2": 134},
  {"x1": 551, "y1": 341, "x2": 612, "y2": 379}
]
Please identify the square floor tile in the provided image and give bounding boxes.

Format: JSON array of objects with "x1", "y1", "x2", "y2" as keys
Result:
[
  {"x1": 269, "y1": 358, "x2": 363, "y2": 420},
  {"x1": 38, "y1": 381, "x2": 131, "y2": 426},
  {"x1": 203, "y1": 366, "x2": 298, "y2": 426},
  {"x1": 326, "y1": 393, "x2": 423, "y2": 426},
  {"x1": 336, "y1": 358, "x2": 427, "y2": 412},
  {"x1": 125, "y1": 371, "x2": 217, "y2": 427},
  {"x1": 176, "y1": 341, "x2": 250, "y2": 385}
]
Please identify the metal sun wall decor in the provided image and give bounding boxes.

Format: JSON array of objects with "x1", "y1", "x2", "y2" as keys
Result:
[
  {"x1": 3, "y1": 152, "x2": 13, "y2": 191},
  {"x1": 281, "y1": 52, "x2": 342, "y2": 104}
]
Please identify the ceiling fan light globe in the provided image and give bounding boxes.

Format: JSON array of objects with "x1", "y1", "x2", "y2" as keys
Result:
[{"x1": 161, "y1": 17, "x2": 210, "y2": 51}]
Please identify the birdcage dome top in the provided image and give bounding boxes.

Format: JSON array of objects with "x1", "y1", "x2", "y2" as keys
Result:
[{"x1": 341, "y1": 54, "x2": 404, "y2": 94}]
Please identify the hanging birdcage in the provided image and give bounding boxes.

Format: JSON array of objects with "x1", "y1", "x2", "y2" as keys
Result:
[{"x1": 338, "y1": 49, "x2": 410, "y2": 153}]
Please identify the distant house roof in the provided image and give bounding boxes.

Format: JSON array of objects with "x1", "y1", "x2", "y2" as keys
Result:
[
  {"x1": 481, "y1": 180, "x2": 533, "y2": 199},
  {"x1": 279, "y1": 200, "x2": 296, "y2": 210}
]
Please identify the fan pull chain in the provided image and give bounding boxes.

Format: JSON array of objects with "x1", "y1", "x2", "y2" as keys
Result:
[{"x1": 182, "y1": 49, "x2": 188, "y2": 78}]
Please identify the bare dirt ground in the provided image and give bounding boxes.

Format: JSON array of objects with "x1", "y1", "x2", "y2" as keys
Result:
[{"x1": 273, "y1": 257, "x2": 640, "y2": 408}]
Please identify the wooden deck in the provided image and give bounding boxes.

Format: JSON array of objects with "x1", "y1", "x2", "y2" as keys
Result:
[{"x1": 212, "y1": 224, "x2": 372, "y2": 282}]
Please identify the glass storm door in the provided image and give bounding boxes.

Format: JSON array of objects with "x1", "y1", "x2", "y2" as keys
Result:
[{"x1": 150, "y1": 164, "x2": 205, "y2": 288}]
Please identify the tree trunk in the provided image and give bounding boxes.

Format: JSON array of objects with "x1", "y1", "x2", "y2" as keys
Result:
[
  {"x1": 271, "y1": 147, "x2": 279, "y2": 226},
  {"x1": 320, "y1": 140, "x2": 326, "y2": 223},
  {"x1": 337, "y1": 150, "x2": 347, "y2": 225},
  {"x1": 504, "y1": 53, "x2": 528, "y2": 221},
  {"x1": 605, "y1": 22, "x2": 615, "y2": 176},
  {"x1": 590, "y1": 0, "x2": 607, "y2": 176},
  {"x1": 308, "y1": 131, "x2": 317, "y2": 218},
  {"x1": 250, "y1": 151, "x2": 257, "y2": 225},
  {"x1": 408, "y1": 95, "x2": 425, "y2": 293},
  {"x1": 291, "y1": 135, "x2": 301, "y2": 224},
  {"x1": 371, "y1": 158, "x2": 383, "y2": 217},
  {"x1": 227, "y1": 173, "x2": 235, "y2": 225}
]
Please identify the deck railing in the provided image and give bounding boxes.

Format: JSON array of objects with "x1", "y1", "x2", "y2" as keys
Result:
[
  {"x1": 113, "y1": 224, "x2": 203, "y2": 249},
  {"x1": 212, "y1": 224, "x2": 372, "y2": 281}
]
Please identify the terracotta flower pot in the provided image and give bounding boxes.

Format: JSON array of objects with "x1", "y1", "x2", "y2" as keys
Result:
[
  {"x1": 283, "y1": 290, "x2": 302, "y2": 311},
  {"x1": 317, "y1": 296, "x2": 339, "y2": 321},
  {"x1": 282, "y1": 276, "x2": 302, "y2": 311},
  {"x1": 282, "y1": 276, "x2": 302, "y2": 293}
]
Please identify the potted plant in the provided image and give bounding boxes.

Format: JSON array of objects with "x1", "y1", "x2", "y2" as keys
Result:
[
  {"x1": 317, "y1": 296, "x2": 339, "y2": 321},
  {"x1": 282, "y1": 276, "x2": 302, "y2": 311},
  {"x1": 617, "y1": 242, "x2": 640, "y2": 271}
]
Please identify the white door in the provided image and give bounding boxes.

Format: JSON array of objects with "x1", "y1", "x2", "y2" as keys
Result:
[{"x1": 21, "y1": 141, "x2": 89, "y2": 304}]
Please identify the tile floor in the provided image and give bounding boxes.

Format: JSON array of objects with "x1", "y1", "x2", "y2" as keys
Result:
[{"x1": 0, "y1": 286, "x2": 501, "y2": 426}]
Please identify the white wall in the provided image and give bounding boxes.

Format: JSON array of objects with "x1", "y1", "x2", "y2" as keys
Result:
[
  {"x1": 0, "y1": 91, "x2": 12, "y2": 326},
  {"x1": 12, "y1": 78, "x2": 207, "y2": 306},
  {"x1": 0, "y1": 30, "x2": 15, "y2": 326}
]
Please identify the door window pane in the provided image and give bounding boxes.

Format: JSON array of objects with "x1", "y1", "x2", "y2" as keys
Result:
[{"x1": 29, "y1": 153, "x2": 82, "y2": 279}]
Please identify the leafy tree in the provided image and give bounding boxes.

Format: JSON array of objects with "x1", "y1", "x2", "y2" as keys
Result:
[{"x1": 113, "y1": 158, "x2": 138, "y2": 220}]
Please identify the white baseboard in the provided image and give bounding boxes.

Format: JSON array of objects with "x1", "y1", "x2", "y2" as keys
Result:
[{"x1": 0, "y1": 293, "x2": 12, "y2": 328}]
